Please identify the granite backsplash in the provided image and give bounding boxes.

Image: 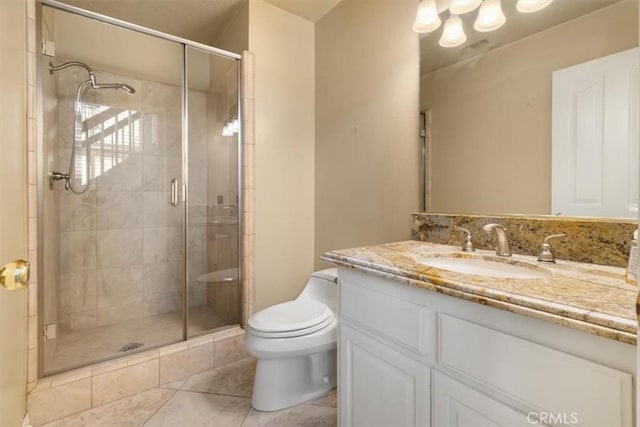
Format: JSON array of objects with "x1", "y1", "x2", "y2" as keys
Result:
[{"x1": 411, "y1": 213, "x2": 637, "y2": 267}]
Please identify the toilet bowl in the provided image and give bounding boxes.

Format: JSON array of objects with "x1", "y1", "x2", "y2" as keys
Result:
[{"x1": 244, "y1": 268, "x2": 338, "y2": 411}]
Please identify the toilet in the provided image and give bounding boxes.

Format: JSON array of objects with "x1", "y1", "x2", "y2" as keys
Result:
[{"x1": 244, "y1": 268, "x2": 338, "y2": 411}]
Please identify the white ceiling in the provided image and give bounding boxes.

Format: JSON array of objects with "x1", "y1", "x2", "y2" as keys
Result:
[{"x1": 420, "y1": 0, "x2": 624, "y2": 75}]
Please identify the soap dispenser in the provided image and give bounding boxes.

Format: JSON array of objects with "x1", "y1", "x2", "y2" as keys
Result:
[{"x1": 626, "y1": 229, "x2": 638, "y2": 285}]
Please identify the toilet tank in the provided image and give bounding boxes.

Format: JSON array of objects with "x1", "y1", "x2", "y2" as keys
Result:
[{"x1": 297, "y1": 268, "x2": 338, "y2": 312}]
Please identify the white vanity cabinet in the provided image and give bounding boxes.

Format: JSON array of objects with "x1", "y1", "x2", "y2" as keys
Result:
[
  {"x1": 337, "y1": 268, "x2": 635, "y2": 427},
  {"x1": 340, "y1": 324, "x2": 430, "y2": 427},
  {"x1": 432, "y1": 371, "x2": 534, "y2": 427}
]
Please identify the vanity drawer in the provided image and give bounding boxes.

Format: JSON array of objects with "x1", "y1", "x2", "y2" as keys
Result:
[
  {"x1": 339, "y1": 277, "x2": 433, "y2": 356},
  {"x1": 437, "y1": 314, "x2": 633, "y2": 427}
]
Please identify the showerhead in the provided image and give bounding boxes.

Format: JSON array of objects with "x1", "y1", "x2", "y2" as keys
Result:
[
  {"x1": 119, "y1": 84, "x2": 136, "y2": 94},
  {"x1": 92, "y1": 82, "x2": 136, "y2": 94}
]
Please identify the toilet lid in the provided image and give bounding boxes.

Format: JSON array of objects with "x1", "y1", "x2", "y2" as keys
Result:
[{"x1": 248, "y1": 299, "x2": 333, "y2": 334}]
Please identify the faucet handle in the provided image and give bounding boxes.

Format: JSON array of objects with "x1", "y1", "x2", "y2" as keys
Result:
[
  {"x1": 538, "y1": 233, "x2": 567, "y2": 263},
  {"x1": 453, "y1": 226, "x2": 475, "y2": 252}
]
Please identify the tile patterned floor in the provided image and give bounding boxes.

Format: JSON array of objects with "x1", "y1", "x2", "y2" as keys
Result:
[{"x1": 42, "y1": 358, "x2": 338, "y2": 427}]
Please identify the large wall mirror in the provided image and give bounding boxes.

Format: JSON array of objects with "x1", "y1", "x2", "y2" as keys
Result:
[{"x1": 420, "y1": 0, "x2": 639, "y2": 219}]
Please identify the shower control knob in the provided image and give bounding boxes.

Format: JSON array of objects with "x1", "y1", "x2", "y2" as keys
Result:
[
  {"x1": 49, "y1": 171, "x2": 70, "y2": 191},
  {"x1": 323, "y1": 375, "x2": 330, "y2": 384}
]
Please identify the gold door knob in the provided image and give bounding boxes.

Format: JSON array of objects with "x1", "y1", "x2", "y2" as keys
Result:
[{"x1": 0, "y1": 260, "x2": 30, "y2": 291}]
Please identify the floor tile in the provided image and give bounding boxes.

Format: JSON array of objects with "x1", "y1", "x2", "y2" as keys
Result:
[
  {"x1": 42, "y1": 387, "x2": 175, "y2": 427},
  {"x1": 160, "y1": 378, "x2": 187, "y2": 390},
  {"x1": 241, "y1": 404, "x2": 337, "y2": 427},
  {"x1": 181, "y1": 358, "x2": 256, "y2": 397},
  {"x1": 308, "y1": 389, "x2": 337, "y2": 408},
  {"x1": 144, "y1": 390, "x2": 251, "y2": 427}
]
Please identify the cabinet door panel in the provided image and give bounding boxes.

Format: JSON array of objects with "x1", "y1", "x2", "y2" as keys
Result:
[
  {"x1": 433, "y1": 371, "x2": 538, "y2": 427},
  {"x1": 438, "y1": 314, "x2": 633, "y2": 427},
  {"x1": 340, "y1": 277, "x2": 433, "y2": 356},
  {"x1": 339, "y1": 323, "x2": 429, "y2": 427}
]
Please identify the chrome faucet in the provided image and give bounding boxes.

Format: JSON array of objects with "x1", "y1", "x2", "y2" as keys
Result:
[
  {"x1": 483, "y1": 223, "x2": 512, "y2": 257},
  {"x1": 537, "y1": 233, "x2": 567, "y2": 263},
  {"x1": 453, "y1": 226, "x2": 475, "y2": 252}
]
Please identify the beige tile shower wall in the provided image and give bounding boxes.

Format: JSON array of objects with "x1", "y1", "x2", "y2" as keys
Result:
[
  {"x1": 203, "y1": 53, "x2": 241, "y2": 325},
  {"x1": 206, "y1": 56, "x2": 239, "y2": 211},
  {"x1": 411, "y1": 213, "x2": 638, "y2": 267},
  {"x1": 241, "y1": 51, "x2": 255, "y2": 325},
  {"x1": 25, "y1": 0, "x2": 38, "y2": 394},
  {"x1": 187, "y1": 90, "x2": 209, "y2": 309},
  {"x1": 27, "y1": 327, "x2": 249, "y2": 426},
  {"x1": 50, "y1": 71, "x2": 211, "y2": 338},
  {"x1": 40, "y1": 68, "x2": 60, "y2": 378},
  {"x1": 41, "y1": 7, "x2": 61, "y2": 376},
  {"x1": 420, "y1": 1, "x2": 639, "y2": 215}
]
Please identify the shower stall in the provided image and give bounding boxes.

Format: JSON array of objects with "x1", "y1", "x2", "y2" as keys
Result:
[{"x1": 38, "y1": 1, "x2": 242, "y2": 375}]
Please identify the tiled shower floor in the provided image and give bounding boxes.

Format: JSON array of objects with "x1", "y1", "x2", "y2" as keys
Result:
[
  {"x1": 45, "y1": 305, "x2": 225, "y2": 374},
  {"x1": 42, "y1": 358, "x2": 338, "y2": 427}
]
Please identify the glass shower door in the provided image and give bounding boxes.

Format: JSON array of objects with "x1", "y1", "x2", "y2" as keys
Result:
[
  {"x1": 186, "y1": 47, "x2": 241, "y2": 336},
  {"x1": 41, "y1": 5, "x2": 186, "y2": 375}
]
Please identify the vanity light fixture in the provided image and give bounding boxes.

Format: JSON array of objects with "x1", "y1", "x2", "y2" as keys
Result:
[
  {"x1": 439, "y1": 14, "x2": 467, "y2": 47},
  {"x1": 413, "y1": 0, "x2": 442, "y2": 33},
  {"x1": 415, "y1": 0, "x2": 552, "y2": 47},
  {"x1": 449, "y1": 0, "x2": 482, "y2": 15},
  {"x1": 516, "y1": 0, "x2": 553, "y2": 13},
  {"x1": 474, "y1": 0, "x2": 506, "y2": 32}
]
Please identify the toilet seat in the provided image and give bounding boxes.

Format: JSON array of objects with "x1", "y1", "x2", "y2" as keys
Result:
[{"x1": 248, "y1": 299, "x2": 334, "y2": 338}]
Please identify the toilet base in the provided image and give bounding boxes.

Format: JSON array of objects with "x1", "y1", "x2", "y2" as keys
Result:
[{"x1": 251, "y1": 349, "x2": 337, "y2": 412}]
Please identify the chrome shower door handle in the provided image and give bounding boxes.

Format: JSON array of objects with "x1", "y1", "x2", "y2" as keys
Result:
[{"x1": 170, "y1": 179, "x2": 179, "y2": 207}]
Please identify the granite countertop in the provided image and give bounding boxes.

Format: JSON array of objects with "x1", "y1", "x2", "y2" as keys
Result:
[{"x1": 321, "y1": 241, "x2": 638, "y2": 344}]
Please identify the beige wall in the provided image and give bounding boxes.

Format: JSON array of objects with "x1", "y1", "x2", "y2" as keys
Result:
[
  {"x1": 0, "y1": 0, "x2": 28, "y2": 424},
  {"x1": 421, "y1": 1, "x2": 639, "y2": 215},
  {"x1": 248, "y1": 0, "x2": 315, "y2": 310},
  {"x1": 314, "y1": 0, "x2": 420, "y2": 268},
  {"x1": 212, "y1": 0, "x2": 249, "y2": 54}
]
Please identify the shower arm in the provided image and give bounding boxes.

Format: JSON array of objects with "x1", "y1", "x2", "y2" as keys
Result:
[{"x1": 50, "y1": 61, "x2": 97, "y2": 86}]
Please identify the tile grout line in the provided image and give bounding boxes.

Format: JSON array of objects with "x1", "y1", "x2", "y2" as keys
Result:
[
  {"x1": 239, "y1": 406, "x2": 252, "y2": 427},
  {"x1": 140, "y1": 387, "x2": 179, "y2": 426}
]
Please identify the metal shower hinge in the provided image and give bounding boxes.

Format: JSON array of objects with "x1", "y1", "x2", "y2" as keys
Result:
[
  {"x1": 43, "y1": 323, "x2": 57, "y2": 340},
  {"x1": 42, "y1": 40, "x2": 56, "y2": 57}
]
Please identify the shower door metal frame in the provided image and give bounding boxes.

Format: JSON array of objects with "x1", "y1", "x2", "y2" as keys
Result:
[{"x1": 36, "y1": 0, "x2": 244, "y2": 376}]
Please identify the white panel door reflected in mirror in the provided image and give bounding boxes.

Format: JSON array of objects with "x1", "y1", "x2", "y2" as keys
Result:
[{"x1": 552, "y1": 47, "x2": 639, "y2": 218}]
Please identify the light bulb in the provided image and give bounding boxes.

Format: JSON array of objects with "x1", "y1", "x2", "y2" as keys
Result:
[
  {"x1": 439, "y1": 15, "x2": 467, "y2": 48},
  {"x1": 449, "y1": 0, "x2": 482, "y2": 15},
  {"x1": 474, "y1": 0, "x2": 505, "y2": 32},
  {"x1": 516, "y1": 0, "x2": 553, "y2": 13},
  {"x1": 413, "y1": 0, "x2": 442, "y2": 33}
]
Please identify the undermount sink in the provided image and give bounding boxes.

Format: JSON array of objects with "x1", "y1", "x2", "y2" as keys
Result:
[{"x1": 416, "y1": 256, "x2": 551, "y2": 279}]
